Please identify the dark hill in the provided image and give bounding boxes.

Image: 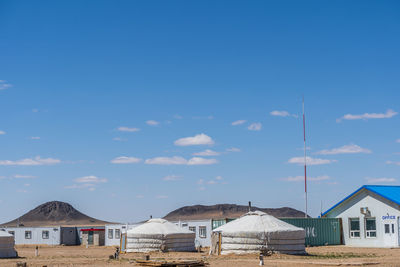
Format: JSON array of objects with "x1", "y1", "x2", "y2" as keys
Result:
[
  {"x1": 0, "y1": 201, "x2": 110, "y2": 227},
  {"x1": 163, "y1": 204, "x2": 307, "y2": 221}
]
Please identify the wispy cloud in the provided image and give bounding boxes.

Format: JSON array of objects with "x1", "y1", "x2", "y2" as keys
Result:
[
  {"x1": 174, "y1": 133, "x2": 214, "y2": 146},
  {"x1": 145, "y1": 156, "x2": 187, "y2": 165},
  {"x1": 226, "y1": 147, "x2": 241, "y2": 152},
  {"x1": 270, "y1": 110, "x2": 298, "y2": 118},
  {"x1": 365, "y1": 177, "x2": 397, "y2": 184},
  {"x1": 187, "y1": 157, "x2": 218, "y2": 165},
  {"x1": 163, "y1": 175, "x2": 182, "y2": 181},
  {"x1": 145, "y1": 156, "x2": 218, "y2": 165},
  {"x1": 112, "y1": 137, "x2": 127, "y2": 141},
  {"x1": 231, "y1": 120, "x2": 247, "y2": 126},
  {"x1": 0, "y1": 130, "x2": 5, "y2": 135},
  {"x1": 337, "y1": 109, "x2": 397, "y2": 122},
  {"x1": 316, "y1": 144, "x2": 371, "y2": 155},
  {"x1": 110, "y1": 156, "x2": 142, "y2": 164},
  {"x1": 13, "y1": 175, "x2": 36, "y2": 179},
  {"x1": 156, "y1": 195, "x2": 168, "y2": 199},
  {"x1": 0, "y1": 156, "x2": 61, "y2": 166},
  {"x1": 288, "y1": 156, "x2": 337, "y2": 166},
  {"x1": 0, "y1": 80, "x2": 12, "y2": 90},
  {"x1": 248, "y1": 122, "x2": 262, "y2": 131},
  {"x1": 387, "y1": 161, "x2": 400, "y2": 166},
  {"x1": 146, "y1": 120, "x2": 159, "y2": 126},
  {"x1": 396, "y1": 139, "x2": 400, "y2": 143},
  {"x1": 117, "y1": 126, "x2": 140, "y2": 132},
  {"x1": 30, "y1": 136, "x2": 40, "y2": 140},
  {"x1": 282, "y1": 175, "x2": 330, "y2": 182},
  {"x1": 192, "y1": 149, "x2": 220, "y2": 156},
  {"x1": 75, "y1": 175, "x2": 107, "y2": 183}
]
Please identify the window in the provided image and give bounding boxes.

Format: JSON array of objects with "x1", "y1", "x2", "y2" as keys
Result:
[
  {"x1": 189, "y1": 226, "x2": 196, "y2": 233},
  {"x1": 385, "y1": 224, "x2": 390, "y2": 234},
  {"x1": 8, "y1": 231, "x2": 14, "y2": 236},
  {"x1": 108, "y1": 229, "x2": 113, "y2": 239},
  {"x1": 42, "y1": 230, "x2": 49, "y2": 239},
  {"x1": 182, "y1": 223, "x2": 188, "y2": 227},
  {"x1": 25, "y1": 231, "x2": 32, "y2": 239},
  {"x1": 392, "y1": 224, "x2": 395, "y2": 234},
  {"x1": 365, "y1": 218, "x2": 376, "y2": 238},
  {"x1": 115, "y1": 229, "x2": 120, "y2": 239},
  {"x1": 199, "y1": 226, "x2": 207, "y2": 238},
  {"x1": 349, "y1": 218, "x2": 360, "y2": 238}
]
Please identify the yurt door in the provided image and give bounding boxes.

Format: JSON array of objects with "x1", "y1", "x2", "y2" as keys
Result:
[{"x1": 88, "y1": 231, "x2": 94, "y2": 245}]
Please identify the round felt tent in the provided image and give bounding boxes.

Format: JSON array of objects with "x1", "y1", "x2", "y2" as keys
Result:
[
  {"x1": 126, "y1": 218, "x2": 195, "y2": 252},
  {"x1": 0, "y1": 230, "x2": 17, "y2": 258},
  {"x1": 212, "y1": 210, "x2": 305, "y2": 255}
]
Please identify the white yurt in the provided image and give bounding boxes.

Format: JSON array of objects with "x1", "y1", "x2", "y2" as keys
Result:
[
  {"x1": 126, "y1": 218, "x2": 195, "y2": 252},
  {"x1": 0, "y1": 230, "x2": 17, "y2": 258},
  {"x1": 212, "y1": 211, "x2": 305, "y2": 255}
]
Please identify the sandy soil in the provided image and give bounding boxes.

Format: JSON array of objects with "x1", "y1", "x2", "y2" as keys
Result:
[{"x1": 1, "y1": 245, "x2": 400, "y2": 266}]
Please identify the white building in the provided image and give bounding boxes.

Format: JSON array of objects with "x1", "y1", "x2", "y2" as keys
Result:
[
  {"x1": 0, "y1": 226, "x2": 76, "y2": 245},
  {"x1": 105, "y1": 223, "x2": 140, "y2": 246},
  {"x1": 323, "y1": 185, "x2": 400, "y2": 247},
  {"x1": 172, "y1": 219, "x2": 212, "y2": 248}
]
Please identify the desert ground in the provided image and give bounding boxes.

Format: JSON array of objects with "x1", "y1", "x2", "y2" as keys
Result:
[{"x1": 1, "y1": 245, "x2": 400, "y2": 267}]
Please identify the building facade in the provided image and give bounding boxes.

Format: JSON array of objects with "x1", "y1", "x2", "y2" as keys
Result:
[
  {"x1": 0, "y1": 226, "x2": 76, "y2": 245},
  {"x1": 323, "y1": 185, "x2": 400, "y2": 247},
  {"x1": 172, "y1": 219, "x2": 212, "y2": 247},
  {"x1": 105, "y1": 223, "x2": 140, "y2": 246}
]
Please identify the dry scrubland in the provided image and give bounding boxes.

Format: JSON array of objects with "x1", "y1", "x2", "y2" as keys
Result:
[{"x1": 1, "y1": 245, "x2": 400, "y2": 266}]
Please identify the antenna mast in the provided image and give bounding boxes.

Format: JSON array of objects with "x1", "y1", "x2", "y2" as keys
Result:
[{"x1": 303, "y1": 96, "x2": 308, "y2": 218}]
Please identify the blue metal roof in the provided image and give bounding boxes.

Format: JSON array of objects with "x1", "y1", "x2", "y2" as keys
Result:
[{"x1": 322, "y1": 185, "x2": 400, "y2": 217}]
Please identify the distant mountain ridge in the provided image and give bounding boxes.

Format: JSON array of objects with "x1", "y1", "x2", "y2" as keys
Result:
[
  {"x1": 0, "y1": 201, "x2": 110, "y2": 227},
  {"x1": 163, "y1": 204, "x2": 307, "y2": 221}
]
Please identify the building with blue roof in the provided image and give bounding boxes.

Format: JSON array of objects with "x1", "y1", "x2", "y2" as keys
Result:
[{"x1": 323, "y1": 185, "x2": 400, "y2": 247}]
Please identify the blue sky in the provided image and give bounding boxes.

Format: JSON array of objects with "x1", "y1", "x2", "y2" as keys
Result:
[{"x1": 0, "y1": 0, "x2": 400, "y2": 223}]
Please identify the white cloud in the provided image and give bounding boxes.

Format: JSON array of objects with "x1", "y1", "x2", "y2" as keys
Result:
[
  {"x1": 226, "y1": 147, "x2": 241, "y2": 152},
  {"x1": 24, "y1": 183, "x2": 30, "y2": 187},
  {"x1": 216, "y1": 176, "x2": 223, "y2": 180},
  {"x1": 337, "y1": 109, "x2": 397, "y2": 122},
  {"x1": 174, "y1": 114, "x2": 183, "y2": 119},
  {"x1": 174, "y1": 133, "x2": 214, "y2": 146},
  {"x1": 65, "y1": 183, "x2": 95, "y2": 190},
  {"x1": 75, "y1": 175, "x2": 107, "y2": 183},
  {"x1": 192, "y1": 149, "x2": 220, "y2": 156},
  {"x1": 207, "y1": 180, "x2": 217, "y2": 184},
  {"x1": 117, "y1": 126, "x2": 140, "y2": 132},
  {"x1": 316, "y1": 144, "x2": 372, "y2": 155},
  {"x1": 156, "y1": 195, "x2": 168, "y2": 199},
  {"x1": 32, "y1": 108, "x2": 39, "y2": 113},
  {"x1": 365, "y1": 177, "x2": 397, "y2": 184},
  {"x1": 136, "y1": 195, "x2": 144, "y2": 199},
  {"x1": 163, "y1": 175, "x2": 182, "y2": 181},
  {"x1": 386, "y1": 161, "x2": 400, "y2": 166},
  {"x1": 17, "y1": 189, "x2": 28, "y2": 193},
  {"x1": 187, "y1": 157, "x2": 218, "y2": 165},
  {"x1": 288, "y1": 156, "x2": 336, "y2": 166},
  {"x1": 231, "y1": 120, "x2": 247, "y2": 126},
  {"x1": 396, "y1": 139, "x2": 400, "y2": 143},
  {"x1": 13, "y1": 175, "x2": 36, "y2": 179},
  {"x1": 282, "y1": 175, "x2": 330, "y2": 182},
  {"x1": 112, "y1": 137, "x2": 126, "y2": 141},
  {"x1": 145, "y1": 156, "x2": 187, "y2": 165},
  {"x1": 197, "y1": 179, "x2": 204, "y2": 185},
  {"x1": 146, "y1": 120, "x2": 159, "y2": 126},
  {"x1": 145, "y1": 156, "x2": 218, "y2": 165},
  {"x1": 30, "y1": 136, "x2": 40, "y2": 140},
  {"x1": 248, "y1": 123, "x2": 262, "y2": 131},
  {"x1": 110, "y1": 156, "x2": 142, "y2": 164},
  {"x1": 0, "y1": 80, "x2": 12, "y2": 90},
  {"x1": 0, "y1": 156, "x2": 61, "y2": 166},
  {"x1": 0, "y1": 131, "x2": 5, "y2": 135},
  {"x1": 270, "y1": 110, "x2": 298, "y2": 118}
]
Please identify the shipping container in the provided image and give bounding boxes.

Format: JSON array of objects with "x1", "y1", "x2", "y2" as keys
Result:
[{"x1": 281, "y1": 218, "x2": 342, "y2": 246}]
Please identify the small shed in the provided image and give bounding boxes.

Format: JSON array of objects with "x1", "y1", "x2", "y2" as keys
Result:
[
  {"x1": 0, "y1": 230, "x2": 17, "y2": 258},
  {"x1": 80, "y1": 228, "x2": 105, "y2": 246}
]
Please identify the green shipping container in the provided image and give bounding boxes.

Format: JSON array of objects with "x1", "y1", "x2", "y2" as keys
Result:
[{"x1": 281, "y1": 218, "x2": 342, "y2": 246}]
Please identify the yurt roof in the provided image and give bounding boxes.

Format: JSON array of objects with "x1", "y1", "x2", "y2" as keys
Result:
[
  {"x1": 127, "y1": 218, "x2": 194, "y2": 235},
  {"x1": 0, "y1": 230, "x2": 13, "y2": 237},
  {"x1": 213, "y1": 210, "x2": 304, "y2": 233}
]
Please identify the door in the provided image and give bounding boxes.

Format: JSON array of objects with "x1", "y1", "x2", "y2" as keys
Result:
[{"x1": 88, "y1": 231, "x2": 94, "y2": 245}]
